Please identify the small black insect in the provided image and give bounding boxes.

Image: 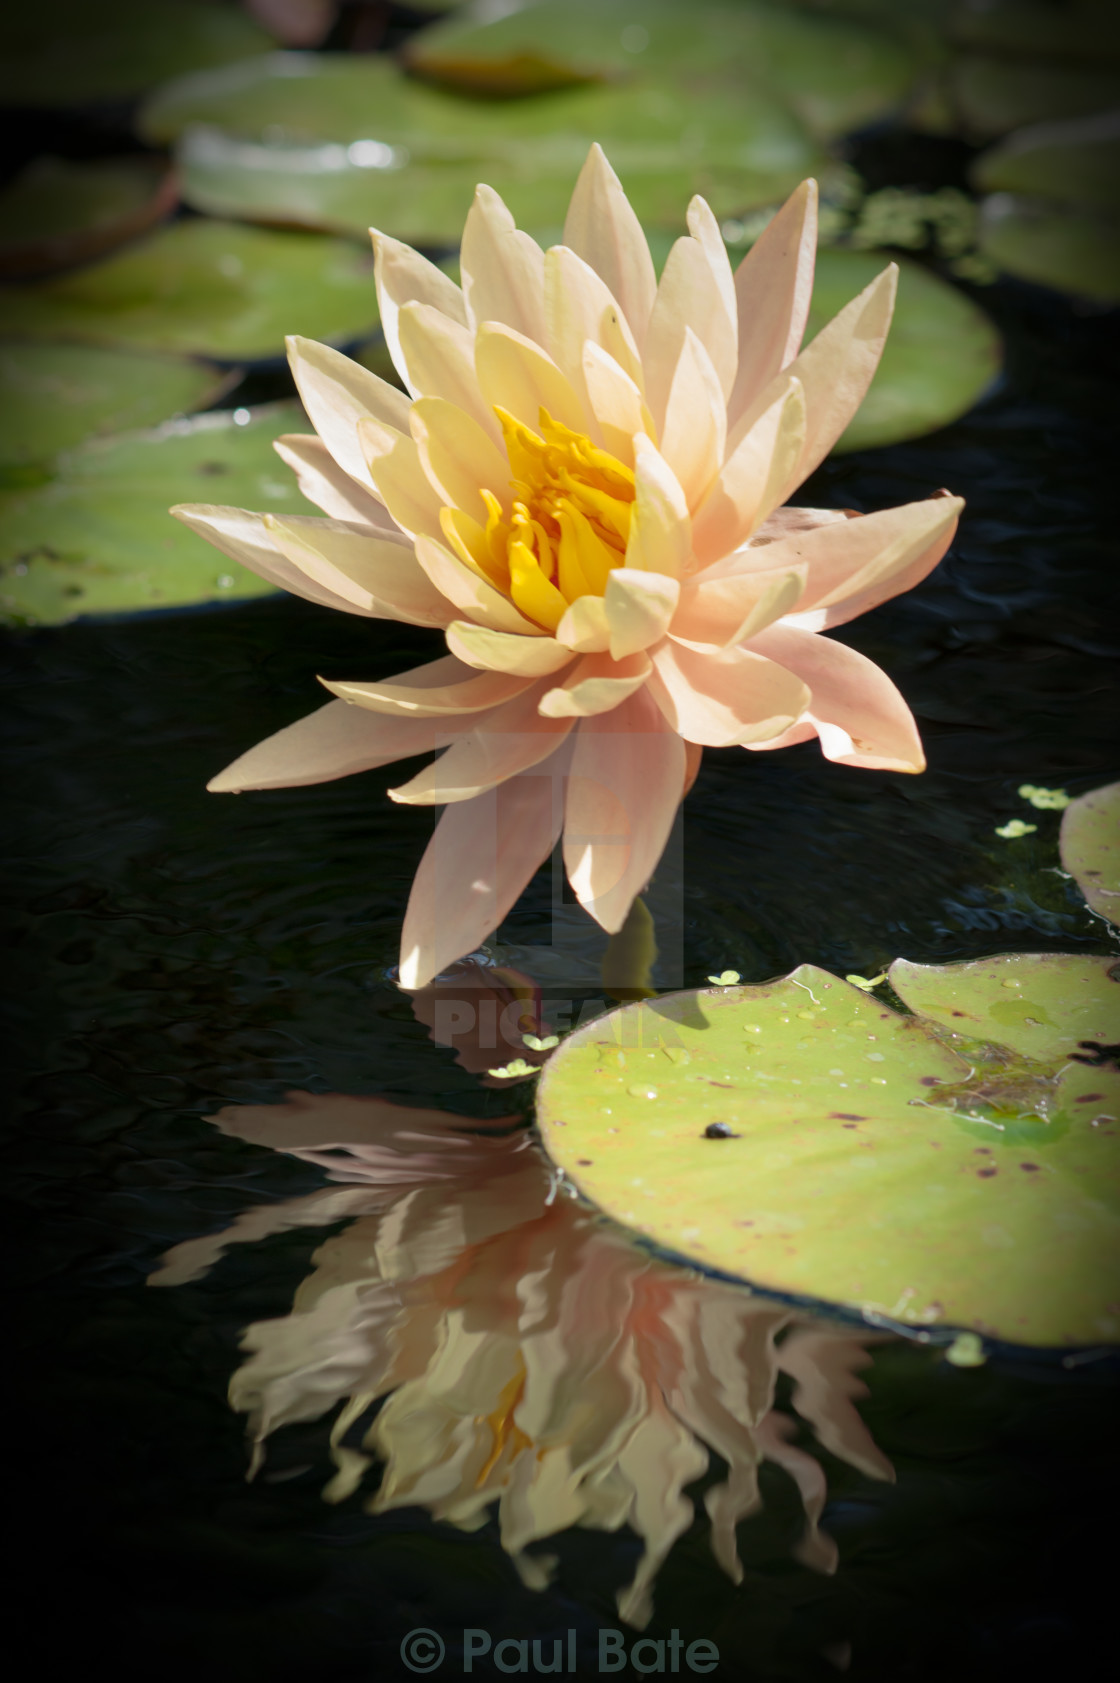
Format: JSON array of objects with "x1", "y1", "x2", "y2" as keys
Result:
[
  {"x1": 1070, "y1": 1040, "x2": 1120, "y2": 1071},
  {"x1": 703, "y1": 1122, "x2": 741, "y2": 1139}
]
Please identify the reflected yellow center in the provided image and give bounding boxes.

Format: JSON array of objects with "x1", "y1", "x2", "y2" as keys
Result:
[{"x1": 439, "y1": 408, "x2": 636, "y2": 632}]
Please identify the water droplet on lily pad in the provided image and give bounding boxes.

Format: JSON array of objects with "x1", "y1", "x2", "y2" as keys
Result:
[{"x1": 537, "y1": 958, "x2": 1120, "y2": 1346}]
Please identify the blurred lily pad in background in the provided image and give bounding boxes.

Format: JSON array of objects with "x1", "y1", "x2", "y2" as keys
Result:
[
  {"x1": 805, "y1": 249, "x2": 1001, "y2": 451},
  {"x1": 0, "y1": 156, "x2": 178, "y2": 279},
  {"x1": 0, "y1": 0, "x2": 274, "y2": 107},
  {"x1": 142, "y1": 49, "x2": 825, "y2": 241},
  {"x1": 1061, "y1": 783, "x2": 1120, "y2": 927},
  {"x1": 0, "y1": 220, "x2": 379, "y2": 361},
  {"x1": 978, "y1": 192, "x2": 1120, "y2": 304},
  {"x1": 0, "y1": 402, "x2": 310, "y2": 626},
  {"x1": 402, "y1": 0, "x2": 918, "y2": 139},
  {"x1": 0, "y1": 342, "x2": 237, "y2": 478},
  {"x1": 971, "y1": 110, "x2": 1120, "y2": 217},
  {"x1": 537, "y1": 956, "x2": 1120, "y2": 1348}
]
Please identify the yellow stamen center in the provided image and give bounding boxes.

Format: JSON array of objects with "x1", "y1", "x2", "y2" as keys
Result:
[{"x1": 443, "y1": 407, "x2": 636, "y2": 632}]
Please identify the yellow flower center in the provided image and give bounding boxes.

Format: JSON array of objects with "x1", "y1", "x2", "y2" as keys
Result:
[{"x1": 439, "y1": 408, "x2": 636, "y2": 632}]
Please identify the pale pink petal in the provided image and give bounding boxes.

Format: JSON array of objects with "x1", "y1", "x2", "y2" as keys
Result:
[
  {"x1": 273, "y1": 435, "x2": 402, "y2": 530},
  {"x1": 564, "y1": 687, "x2": 685, "y2": 932},
  {"x1": 460, "y1": 184, "x2": 547, "y2": 345},
  {"x1": 624, "y1": 438, "x2": 691, "y2": 580},
  {"x1": 671, "y1": 564, "x2": 806, "y2": 648},
  {"x1": 603, "y1": 567, "x2": 680, "y2": 658},
  {"x1": 643, "y1": 236, "x2": 737, "y2": 433},
  {"x1": 784, "y1": 494, "x2": 962, "y2": 631},
  {"x1": 768, "y1": 494, "x2": 963, "y2": 619},
  {"x1": 446, "y1": 620, "x2": 576, "y2": 676},
  {"x1": 414, "y1": 535, "x2": 540, "y2": 634},
  {"x1": 323, "y1": 655, "x2": 534, "y2": 717},
  {"x1": 356, "y1": 416, "x2": 445, "y2": 541},
  {"x1": 207, "y1": 700, "x2": 442, "y2": 793},
  {"x1": 582, "y1": 343, "x2": 653, "y2": 466},
  {"x1": 745, "y1": 624, "x2": 925, "y2": 771},
  {"x1": 398, "y1": 749, "x2": 570, "y2": 988},
  {"x1": 686, "y1": 195, "x2": 738, "y2": 359},
  {"x1": 397, "y1": 302, "x2": 499, "y2": 442},
  {"x1": 648, "y1": 640, "x2": 809, "y2": 746},
  {"x1": 555, "y1": 593, "x2": 611, "y2": 653},
  {"x1": 371, "y1": 227, "x2": 467, "y2": 392},
  {"x1": 265, "y1": 513, "x2": 454, "y2": 626},
  {"x1": 171, "y1": 503, "x2": 386, "y2": 618},
  {"x1": 727, "y1": 180, "x2": 818, "y2": 432},
  {"x1": 730, "y1": 265, "x2": 898, "y2": 496},
  {"x1": 563, "y1": 143, "x2": 657, "y2": 350},
  {"x1": 474, "y1": 320, "x2": 586, "y2": 434},
  {"x1": 538, "y1": 651, "x2": 651, "y2": 717},
  {"x1": 285, "y1": 334, "x2": 409, "y2": 491},
  {"x1": 545, "y1": 244, "x2": 644, "y2": 411},
  {"x1": 750, "y1": 504, "x2": 850, "y2": 543},
  {"x1": 690, "y1": 377, "x2": 806, "y2": 566},
  {"x1": 683, "y1": 741, "x2": 703, "y2": 797},
  {"x1": 658, "y1": 327, "x2": 726, "y2": 510},
  {"x1": 409, "y1": 396, "x2": 511, "y2": 525},
  {"x1": 388, "y1": 682, "x2": 573, "y2": 804}
]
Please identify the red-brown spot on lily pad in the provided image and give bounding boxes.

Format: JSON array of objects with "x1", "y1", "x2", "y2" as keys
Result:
[
  {"x1": 978, "y1": 1167, "x2": 997, "y2": 1178},
  {"x1": 1021, "y1": 1162, "x2": 1040, "y2": 1172},
  {"x1": 1076, "y1": 1093, "x2": 1105, "y2": 1103},
  {"x1": 829, "y1": 1112, "x2": 868, "y2": 1121}
]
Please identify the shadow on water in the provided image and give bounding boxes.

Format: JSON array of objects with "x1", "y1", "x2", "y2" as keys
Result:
[{"x1": 2, "y1": 161, "x2": 1119, "y2": 1683}]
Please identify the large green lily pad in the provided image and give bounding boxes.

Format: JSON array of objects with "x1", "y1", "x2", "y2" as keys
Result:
[
  {"x1": 977, "y1": 192, "x2": 1120, "y2": 304},
  {"x1": 0, "y1": 156, "x2": 178, "y2": 279},
  {"x1": 0, "y1": 220, "x2": 379, "y2": 363},
  {"x1": 0, "y1": 342, "x2": 236, "y2": 480},
  {"x1": 807, "y1": 250, "x2": 1001, "y2": 452},
  {"x1": 0, "y1": 0, "x2": 273, "y2": 107},
  {"x1": 144, "y1": 51, "x2": 823, "y2": 241},
  {"x1": 1061, "y1": 783, "x2": 1120, "y2": 927},
  {"x1": 403, "y1": 0, "x2": 917, "y2": 139},
  {"x1": 971, "y1": 112, "x2": 1120, "y2": 217},
  {"x1": 0, "y1": 402, "x2": 310, "y2": 626},
  {"x1": 536, "y1": 957, "x2": 1120, "y2": 1346}
]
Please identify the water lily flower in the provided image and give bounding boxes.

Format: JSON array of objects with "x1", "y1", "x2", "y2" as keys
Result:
[
  {"x1": 151, "y1": 1089, "x2": 894, "y2": 1625},
  {"x1": 175, "y1": 145, "x2": 963, "y2": 986}
]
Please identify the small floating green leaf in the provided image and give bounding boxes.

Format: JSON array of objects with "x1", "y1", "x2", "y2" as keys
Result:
[
  {"x1": 0, "y1": 402, "x2": 310, "y2": 626},
  {"x1": 0, "y1": 342, "x2": 235, "y2": 475},
  {"x1": 1061, "y1": 782, "x2": 1120, "y2": 927},
  {"x1": 0, "y1": 221, "x2": 378, "y2": 363},
  {"x1": 536, "y1": 958, "x2": 1120, "y2": 1346}
]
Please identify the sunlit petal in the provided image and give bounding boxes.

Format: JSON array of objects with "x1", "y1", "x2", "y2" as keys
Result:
[
  {"x1": 286, "y1": 334, "x2": 409, "y2": 492},
  {"x1": 648, "y1": 640, "x2": 809, "y2": 746},
  {"x1": 727, "y1": 179, "x2": 818, "y2": 431}
]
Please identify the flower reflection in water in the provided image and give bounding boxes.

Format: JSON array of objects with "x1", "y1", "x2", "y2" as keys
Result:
[{"x1": 151, "y1": 1088, "x2": 893, "y2": 1627}]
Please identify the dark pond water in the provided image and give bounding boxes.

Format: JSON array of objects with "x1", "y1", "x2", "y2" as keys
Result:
[{"x1": 4, "y1": 176, "x2": 1120, "y2": 1683}]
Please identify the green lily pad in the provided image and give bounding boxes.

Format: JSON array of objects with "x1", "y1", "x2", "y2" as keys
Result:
[
  {"x1": 806, "y1": 250, "x2": 1002, "y2": 452},
  {"x1": 536, "y1": 957, "x2": 1120, "y2": 1346},
  {"x1": 0, "y1": 156, "x2": 178, "y2": 279},
  {"x1": 977, "y1": 192, "x2": 1120, "y2": 303},
  {"x1": 143, "y1": 50, "x2": 823, "y2": 241},
  {"x1": 0, "y1": 402, "x2": 310, "y2": 626},
  {"x1": 0, "y1": 342, "x2": 236, "y2": 480},
  {"x1": 0, "y1": 0, "x2": 274, "y2": 108},
  {"x1": 971, "y1": 112, "x2": 1120, "y2": 217},
  {"x1": 0, "y1": 220, "x2": 378, "y2": 362},
  {"x1": 403, "y1": 0, "x2": 917, "y2": 140},
  {"x1": 949, "y1": 54, "x2": 1120, "y2": 139},
  {"x1": 1061, "y1": 783, "x2": 1120, "y2": 927}
]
